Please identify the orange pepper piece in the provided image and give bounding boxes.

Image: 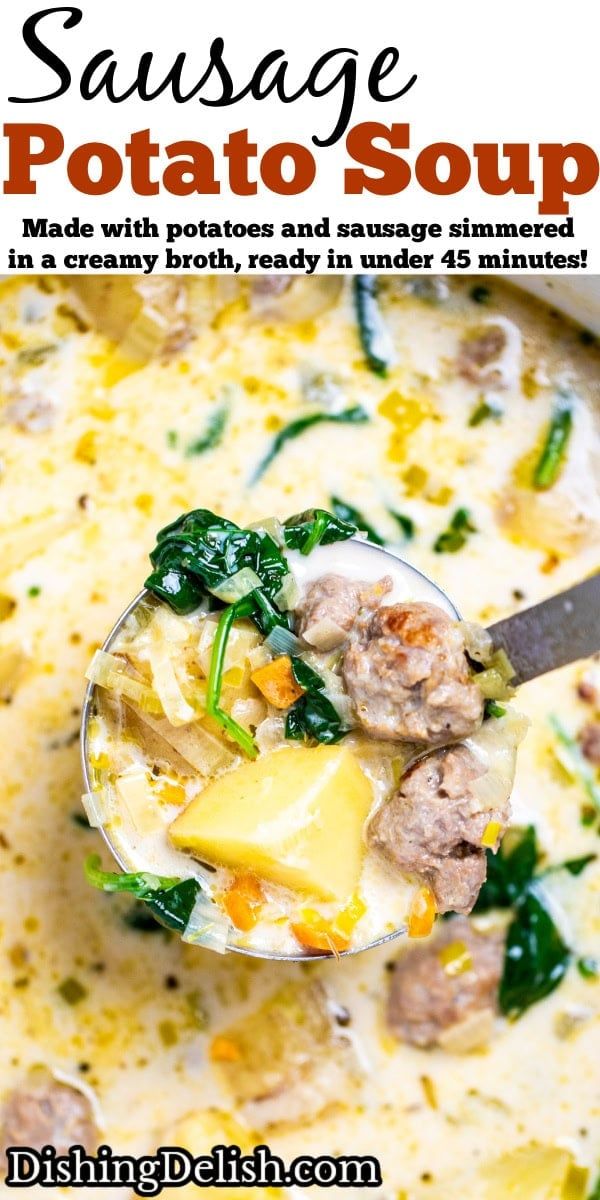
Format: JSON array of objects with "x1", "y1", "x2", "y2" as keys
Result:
[
  {"x1": 291, "y1": 894, "x2": 367, "y2": 955},
  {"x1": 407, "y1": 885, "x2": 437, "y2": 938},
  {"x1": 209, "y1": 1035, "x2": 241, "y2": 1062},
  {"x1": 250, "y1": 655, "x2": 305, "y2": 709},
  {"x1": 223, "y1": 872, "x2": 264, "y2": 932}
]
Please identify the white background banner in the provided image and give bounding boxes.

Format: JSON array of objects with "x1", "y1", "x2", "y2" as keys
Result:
[{"x1": 1, "y1": 0, "x2": 599, "y2": 274}]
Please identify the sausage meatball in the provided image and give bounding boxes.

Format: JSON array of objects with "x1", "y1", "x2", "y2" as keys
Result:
[
  {"x1": 579, "y1": 721, "x2": 600, "y2": 765},
  {"x1": 387, "y1": 916, "x2": 504, "y2": 1048},
  {"x1": 456, "y1": 317, "x2": 521, "y2": 390},
  {"x1": 367, "y1": 744, "x2": 507, "y2": 914},
  {"x1": 343, "y1": 601, "x2": 483, "y2": 745},
  {"x1": 295, "y1": 573, "x2": 391, "y2": 651},
  {"x1": 1, "y1": 1077, "x2": 97, "y2": 1167}
]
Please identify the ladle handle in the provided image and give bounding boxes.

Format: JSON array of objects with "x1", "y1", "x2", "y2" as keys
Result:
[{"x1": 487, "y1": 572, "x2": 600, "y2": 685}]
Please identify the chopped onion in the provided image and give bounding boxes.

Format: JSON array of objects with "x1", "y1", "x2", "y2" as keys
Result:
[
  {"x1": 115, "y1": 771, "x2": 167, "y2": 835},
  {"x1": 437, "y1": 1007, "x2": 495, "y2": 1053},
  {"x1": 140, "y1": 611, "x2": 197, "y2": 726},
  {"x1": 255, "y1": 714, "x2": 286, "y2": 753},
  {"x1": 70, "y1": 278, "x2": 191, "y2": 364},
  {"x1": 80, "y1": 790, "x2": 107, "y2": 829},
  {"x1": 480, "y1": 316, "x2": 522, "y2": 390},
  {"x1": 146, "y1": 641, "x2": 196, "y2": 726},
  {"x1": 124, "y1": 705, "x2": 236, "y2": 776},
  {"x1": 86, "y1": 649, "x2": 162, "y2": 714},
  {"x1": 231, "y1": 698, "x2": 267, "y2": 732},
  {"x1": 51, "y1": 1068, "x2": 107, "y2": 1133},
  {"x1": 476, "y1": 667, "x2": 513, "y2": 700},
  {"x1": 324, "y1": 690, "x2": 354, "y2": 727},
  {"x1": 247, "y1": 644, "x2": 272, "y2": 672},
  {"x1": 301, "y1": 617, "x2": 348, "y2": 651},
  {"x1": 211, "y1": 567, "x2": 262, "y2": 604},
  {"x1": 182, "y1": 891, "x2": 230, "y2": 954},
  {"x1": 198, "y1": 617, "x2": 262, "y2": 676},
  {"x1": 264, "y1": 624, "x2": 302, "y2": 656},
  {"x1": 248, "y1": 516, "x2": 286, "y2": 546},
  {"x1": 460, "y1": 621, "x2": 494, "y2": 665},
  {"x1": 465, "y1": 707, "x2": 529, "y2": 811},
  {"x1": 250, "y1": 276, "x2": 343, "y2": 321},
  {"x1": 273, "y1": 573, "x2": 301, "y2": 612}
]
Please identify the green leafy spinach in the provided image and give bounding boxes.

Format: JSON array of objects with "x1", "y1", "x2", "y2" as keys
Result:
[
  {"x1": 185, "y1": 402, "x2": 229, "y2": 457},
  {"x1": 500, "y1": 884, "x2": 571, "y2": 1019},
  {"x1": 283, "y1": 508, "x2": 358, "y2": 555},
  {"x1": 85, "y1": 854, "x2": 201, "y2": 935},
  {"x1": 330, "y1": 496, "x2": 385, "y2": 545},
  {"x1": 285, "y1": 656, "x2": 347, "y2": 745},
  {"x1": 353, "y1": 276, "x2": 396, "y2": 377},
  {"x1": 433, "y1": 507, "x2": 477, "y2": 553},
  {"x1": 251, "y1": 406, "x2": 369, "y2": 484},
  {"x1": 532, "y1": 389, "x2": 574, "y2": 490},
  {"x1": 145, "y1": 506, "x2": 360, "y2": 755},
  {"x1": 474, "y1": 826, "x2": 595, "y2": 1018}
]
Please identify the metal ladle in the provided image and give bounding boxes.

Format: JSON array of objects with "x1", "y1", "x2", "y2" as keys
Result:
[{"x1": 80, "y1": 542, "x2": 600, "y2": 961}]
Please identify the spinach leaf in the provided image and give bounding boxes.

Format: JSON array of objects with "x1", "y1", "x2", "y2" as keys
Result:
[
  {"x1": 145, "y1": 541, "x2": 207, "y2": 614},
  {"x1": 283, "y1": 507, "x2": 357, "y2": 555},
  {"x1": 474, "y1": 825, "x2": 538, "y2": 912},
  {"x1": 468, "y1": 398, "x2": 503, "y2": 427},
  {"x1": 146, "y1": 509, "x2": 289, "y2": 614},
  {"x1": 475, "y1": 827, "x2": 595, "y2": 1018},
  {"x1": 388, "y1": 509, "x2": 415, "y2": 541},
  {"x1": 145, "y1": 504, "x2": 371, "y2": 754},
  {"x1": 577, "y1": 956, "x2": 599, "y2": 980},
  {"x1": 533, "y1": 389, "x2": 574, "y2": 490},
  {"x1": 433, "y1": 507, "x2": 477, "y2": 553},
  {"x1": 185, "y1": 402, "x2": 229, "y2": 457},
  {"x1": 555, "y1": 853, "x2": 597, "y2": 877},
  {"x1": 250, "y1": 405, "x2": 369, "y2": 484},
  {"x1": 353, "y1": 276, "x2": 396, "y2": 377},
  {"x1": 330, "y1": 496, "x2": 385, "y2": 545},
  {"x1": 85, "y1": 854, "x2": 201, "y2": 935},
  {"x1": 476, "y1": 825, "x2": 596, "y2": 913},
  {"x1": 499, "y1": 885, "x2": 571, "y2": 1018},
  {"x1": 285, "y1": 656, "x2": 346, "y2": 745},
  {"x1": 145, "y1": 509, "x2": 235, "y2": 614}
]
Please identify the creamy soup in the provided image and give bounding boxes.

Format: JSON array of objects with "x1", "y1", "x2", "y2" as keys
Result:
[{"x1": 0, "y1": 274, "x2": 599, "y2": 1199}]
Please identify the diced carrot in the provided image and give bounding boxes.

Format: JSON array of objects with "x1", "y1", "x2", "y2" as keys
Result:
[
  {"x1": 292, "y1": 910, "x2": 348, "y2": 954},
  {"x1": 209, "y1": 1035, "x2": 241, "y2": 1062},
  {"x1": 223, "y1": 872, "x2": 264, "y2": 932},
  {"x1": 250, "y1": 655, "x2": 305, "y2": 709},
  {"x1": 407, "y1": 885, "x2": 437, "y2": 938},
  {"x1": 291, "y1": 893, "x2": 366, "y2": 955}
]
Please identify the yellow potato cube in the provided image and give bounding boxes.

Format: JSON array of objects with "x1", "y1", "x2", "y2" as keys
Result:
[
  {"x1": 160, "y1": 1108, "x2": 281, "y2": 1199},
  {"x1": 169, "y1": 745, "x2": 372, "y2": 902}
]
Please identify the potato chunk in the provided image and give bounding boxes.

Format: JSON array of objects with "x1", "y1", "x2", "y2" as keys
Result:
[
  {"x1": 160, "y1": 1110, "x2": 280, "y2": 1199},
  {"x1": 209, "y1": 981, "x2": 360, "y2": 1128},
  {"x1": 169, "y1": 745, "x2": 372, "y2": 902},
  {"x1": 415, "y1": 1144, "x2": 584, "y2": 1200}
]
